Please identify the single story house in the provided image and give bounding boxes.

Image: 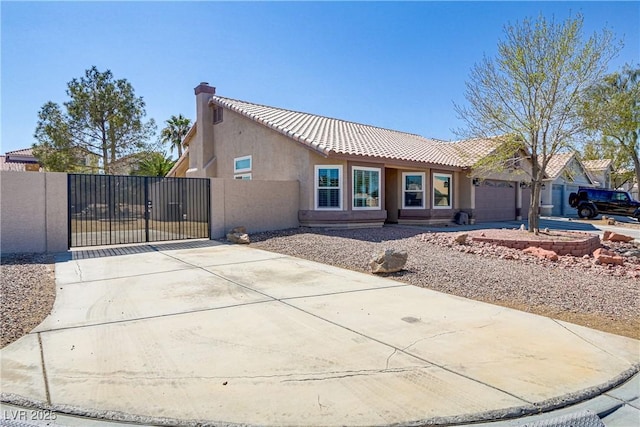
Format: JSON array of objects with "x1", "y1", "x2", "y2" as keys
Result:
[
  {"x1": 541, "y1": 152, "x2": 596, "y2": 216},
  {"x1": 168, "y1": 82, "x2": 535, "y2": 227},
  {"x1": 0, "y1": 148, "x2": 41, "y2": 172}
]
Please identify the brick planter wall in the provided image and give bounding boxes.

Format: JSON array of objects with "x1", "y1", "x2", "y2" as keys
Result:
[{"x1": 471, "y1": 233, "x2": 601, "y2": 256}]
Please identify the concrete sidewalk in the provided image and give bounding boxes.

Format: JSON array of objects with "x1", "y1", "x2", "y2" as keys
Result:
[{"x1": 1, "y1": 241, "x2": 639, "y2": 426}]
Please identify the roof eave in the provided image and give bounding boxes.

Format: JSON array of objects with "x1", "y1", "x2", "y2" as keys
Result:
[{"x1": 209, "y1": 97, "x2": 330, "y2": 158}]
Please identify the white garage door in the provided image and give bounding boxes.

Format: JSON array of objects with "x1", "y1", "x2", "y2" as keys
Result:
[{"x1": 475, "y1": 180, "x2": 517, "y2": 222}]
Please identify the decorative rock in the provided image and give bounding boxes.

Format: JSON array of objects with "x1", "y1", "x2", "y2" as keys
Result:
[
  {"x1": 603, "y1": 232, "x2": 634, "y2": 243},
  {"x1": 607, "y1": 219, "x2": 616, "y2": 225},
  {"x1": 370, "y1": 249, "x2": 408, "y2": 274},
  {"x1": 593, "y1": 248, "x2": 624, "y2": 265},
  {"x1": 454, "y1": 233, "x2": 468, "y2": 244},
  {"x1": 523, "y1": 246, "x2": 559, "y2": 261},
  {"x1": 519, "y1": 224, "x2": 526, "y2": 231},
  {"x1": 227, "y1": 227, "x2": 250, "y2": 244}
]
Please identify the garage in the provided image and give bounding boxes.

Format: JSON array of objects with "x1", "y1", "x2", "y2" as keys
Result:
[{"x1": 474, "y1": 179, "x2": 517, "y2": 222}]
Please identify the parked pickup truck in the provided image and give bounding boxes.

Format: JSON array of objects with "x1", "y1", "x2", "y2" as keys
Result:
[{"x1": 568, "y1": 187, "x2": 640, "y2": 220}]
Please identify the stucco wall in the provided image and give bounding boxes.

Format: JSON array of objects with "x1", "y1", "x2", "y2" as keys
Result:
[
  {"x1": 210, "y1": 178, "x2": 299, "y2": 238},
  {"x1": 1, "y1": 171, "x2": 68, "y2": 253},
  {"x1": 206, "y1": 108, "x2": 316, "y2": 210}
]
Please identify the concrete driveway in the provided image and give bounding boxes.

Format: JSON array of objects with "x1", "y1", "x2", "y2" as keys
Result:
[{"x1": 1, "y1": 240, "x2": 639, "y2": 426}]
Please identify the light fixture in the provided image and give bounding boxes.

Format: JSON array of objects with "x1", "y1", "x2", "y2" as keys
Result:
[
  {"x1": 472, "y1": 178, "x2": 481, "y2": 186},
  {"x1": 519, "y1": 181, "x2": 528, "y2": 189}
]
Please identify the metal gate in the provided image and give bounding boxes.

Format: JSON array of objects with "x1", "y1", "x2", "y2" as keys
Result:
[{"x1": 68, "y1": 174, "x2": 210, "y2": 248}]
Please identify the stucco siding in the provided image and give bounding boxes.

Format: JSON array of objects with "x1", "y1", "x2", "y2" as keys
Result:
[
  {"x1": 1, "y1": 171, "x2": 68, "y2": 253},
  {"x1": 211, "y1": 108, "x2": 317, "y2": 210},
  {"x1": 210, "y1": 178, "x2": 299, "y2": 238}
]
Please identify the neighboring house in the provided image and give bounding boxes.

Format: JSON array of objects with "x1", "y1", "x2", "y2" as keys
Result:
[
  {"x1": 168, "y1": 82, "x2": 535, "y2": 226},
  {"x1": 582, "y1": 159, "x2": 613, "y2": 189},
  {"x1": 0, "y1": 148, "x2": 41, "y2": 172},
  {"x1": 110, "y1": 152, "x2": 147, "y2": 175},
  {"x1": 541, "y1": 152, "x2": 596, "y2": 216}
]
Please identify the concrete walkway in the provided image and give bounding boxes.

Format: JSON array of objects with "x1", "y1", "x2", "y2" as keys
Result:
[{"x1": 1, "y1": 240, "x2": 639, "y2": 426}]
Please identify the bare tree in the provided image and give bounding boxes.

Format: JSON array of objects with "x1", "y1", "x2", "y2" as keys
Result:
[{"x1": 455, "y1": 14, "x2": 619, "y2": 232}]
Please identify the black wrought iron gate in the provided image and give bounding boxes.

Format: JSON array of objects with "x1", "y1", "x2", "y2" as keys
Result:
[{"x1": 68, "y1": 174, "x2": 210, "y2": 248}]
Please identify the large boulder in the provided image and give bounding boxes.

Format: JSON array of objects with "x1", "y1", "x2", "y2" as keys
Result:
[
  {"x1": 370, "y1": 249, "x2": 408, "y2": 274},
  {"x1": 227, "y1": 226, "x2": 250, "y2": 244},
  {"x1": 523, "y1": 246, "x2": 558, "y2": 261}
]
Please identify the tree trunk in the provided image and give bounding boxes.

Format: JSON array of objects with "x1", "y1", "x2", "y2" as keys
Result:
[
  {"x1": 529, "y1": 183, "x2": 540, "y2": 234},
  {"x1": 632, "y1": 147, "x2": 640, "y2": 195}
]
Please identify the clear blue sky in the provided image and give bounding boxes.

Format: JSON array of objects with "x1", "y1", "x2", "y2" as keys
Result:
[{"x1": 1, "y1": 1, "x2": 638, "y2": 157}]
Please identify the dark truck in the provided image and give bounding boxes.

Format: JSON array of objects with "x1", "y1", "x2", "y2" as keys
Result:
[{"x1": 569, "y1": 187, "x2": 640, "y2": 220}]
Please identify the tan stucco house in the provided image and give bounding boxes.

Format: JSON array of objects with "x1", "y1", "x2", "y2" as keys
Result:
[
  {"x1": 168, "y1": 82, "x2": 534, "y2": 227},
  {"x1": 0, "y1": 148, "x2": 41, "y2": 172}
]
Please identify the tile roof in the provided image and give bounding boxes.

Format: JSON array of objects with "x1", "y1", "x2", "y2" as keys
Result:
[
  {"x1": 545, "y1": 152, "x2": 575, "y2": 180},
  {"x1": 210, "y1": 96, "x2": 501, "y2": 168},
  {"x1": 582, "y1": 159, "x2": 613, "y2": 171},
  {"x1": 6, "y1": 148, "x2": 34, "y2": 156}
]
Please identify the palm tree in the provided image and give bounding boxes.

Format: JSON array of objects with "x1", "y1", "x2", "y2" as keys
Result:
[
  {"x1": 160, "y1": 114, "x2": 191, "y2": 158},
  {"x1": 133, "y1": 152, "x2": 176, "y2": 177}
]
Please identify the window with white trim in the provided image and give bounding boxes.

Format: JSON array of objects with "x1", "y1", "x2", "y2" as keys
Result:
[
  {"x1": 433, "y1": 173, "x2": 452, "y2": 209},
  {"x1": 233, "y1": 155, "x2": 252, "y2": 179},
  {"x1": 402, "y1": 172, "x2": 425, "y2": 209},
  {"x1": 352, "y1": 167, "x2": 380, "y2": 210},
  {"x1": 315, "y1": 165, "x2": 342, "y2": 210}
]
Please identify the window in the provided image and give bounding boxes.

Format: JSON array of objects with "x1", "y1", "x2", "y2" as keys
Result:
[
  {"x1": 402, "y1": 172, "x2": 425, "y2": 209},
  {"x1": 315, "y1": 165, "x2": 342, "y2": 210},
  {"x1": 433, "y1": 173, "x2": 452, "y2": 209},
  {"x1": 353, "y1": 167, "x2": 381, "y2": 210},
  {"x1": 234, "y1": 155, "x2": 252, "y2": 174},
  {"x1": 234, "y1": 173, "x2": 252, "y2": 180},
  {"x1": 612, "y1": 192, "x2": 629, "y2": 202},
  {"x1": 213, "y1": 106, "x2": 224, "y2": 124}
]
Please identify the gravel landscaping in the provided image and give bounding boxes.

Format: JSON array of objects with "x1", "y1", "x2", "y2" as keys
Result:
[
  {"x1": 251, "y1": 226, "x2": 640, "y2": 339},
  {"x1": 0, "y1": 254, "x2": 56, "y2": 348}
]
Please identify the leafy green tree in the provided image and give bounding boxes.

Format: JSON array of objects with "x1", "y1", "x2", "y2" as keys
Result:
[
  {"x1": 579, "y1": 64, "x2": 639, "y2": 190},
  {"x1": 33, "y1": 66, "x2": 156, "y2": 173},
  {"x1": 455, "y1": 14, "x2": 618, "y2": 232},
  {"x1": 132, "y1": 152, "x2": 176, "y2": 177},
  {"x1": 161, "y1": 114, "x2": 191, "y2": 158}
]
